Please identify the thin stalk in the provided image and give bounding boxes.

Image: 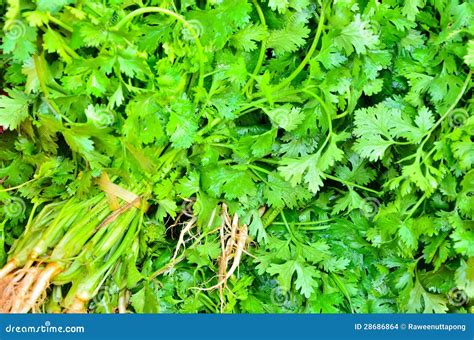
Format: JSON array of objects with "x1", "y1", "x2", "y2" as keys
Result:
[
  {"x1": 197, "y1": 88, "x2": 301, "y2": 137},
  {"x1": 419, "y1": 70, "x2": 472, "y2": 151},
  {"x1": 30, "y1": 198, "x2": 98, "y2": 259},
  {"x1": 64, "y1": 214, "x2": 141, "y2": 309},
  {"x1": 6, "y1": 232, "x2": 43, "y2": 266},
  {"x1": 403, "y1": 194, "x2": 427, "y2": 222},
  {"x1": 330, "y1": 272, "x2": 354, "y2": 313},
  {"x1": 50, "y1": 200, "x2": 110, "y2": 260},
  {"x1": 209, "y1": 143, "x2": 236, "y2": 150},
  {"x1": 0, "y1": 178, "x2": 38, "y2": 192},
  {"x1": 257, "y1": 158, "x2": 279, "y2": 165},
  {"x1": 242, "y1": 0, "x2": 267, "y2": 96},
  {"x1": 280, "y1": 211, "x2": 304, "y2": 244},
  {"x1": 261, "y1": 206, "x2": 284, "y2": 228},
  {"x1": 303, "y1": 89, "x2": 332, "y2": 149},
  {"x1": 90, "y1": 210, "x2": 136, "y2": 260},
  {"x1": 298, "y1": 225, "x2": 330, "y2": 231},
  {"x1": 334, "y1": 111, "x2": 350, "y2": 119},
  {"x1": 47, "y1": 14, "x2": 73, "y2": 32},
  {"x1": 324, "y1": 174, "x2": 381, "y2": 195},
  {"x1": 403, "y1": 71, "x2": 472, "y2": 188},
  {"x1": 268, "y1": 3, "x2": 326, "y2": 93},
  {"x1": 272, "y1": 219, "x2": 334, "y2": 226},
  {"x1": 19, "y1": 200, "x2": 44, "y2": 240},
  {"x1": 112, "y1": 7, "x2": 205, "y2": 92},
  {"x1": 34, "y1": 55, "x2": 73, "y2": 124},
  {"x1": 247, "y1": 164, "x2": 272, "y2": 175}
]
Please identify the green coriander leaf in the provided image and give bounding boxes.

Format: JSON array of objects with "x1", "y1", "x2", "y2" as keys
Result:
[
  {"x1": 265, "y1": 105, "x2": 305, "y2": 131},
  {"x1": 335, "y1": 15, "x2": 379, "y2": 55},
  {"x1": 0, "y1": 90, "x2": 31, "y2": 130},
  {"x1": 166, "y1": 100, "x2": 198, "y2": 149},
  {"x1": 1, "y1": 20, "x2": 37, "y2": 62}
]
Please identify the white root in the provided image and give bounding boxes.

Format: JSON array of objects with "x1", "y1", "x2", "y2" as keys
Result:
[
  {"x1": 220, "y1": 224, "x2": 248, "y2": 284},
  {"x1": 218, "y1": 218, "x2": 227, "y2": 312},
  {"x1": 118, "y1": 290, "x2": 130, "y2": 314},
  {"x1": 0, "y1": 260, "x2": 17, "y2": 280},
  {"x1": 197, "y1": 205, "x2": 249, "y2": 293},
  {"x1": 17, "y1": 263, "x2": 61, "y2": 313},
  {"x1": 171, "y1": 217, "x2": 197, "y2": 261},
  {"x1": 65, "y1": 297, "x2": 87, "y2": 314},
  {"x1": 10, "y1": 268, "x2": 40, "y2": 312}
]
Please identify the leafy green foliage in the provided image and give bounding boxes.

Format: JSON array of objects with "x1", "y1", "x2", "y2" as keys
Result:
[
  {"x1": 0, "y1": 89, "x2": 31, "y2": 130},
  {"x1": 0, "y1": 0, "x2": 473, "y2": 314}
]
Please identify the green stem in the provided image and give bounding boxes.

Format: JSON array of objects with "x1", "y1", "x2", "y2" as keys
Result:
[
  {"x1": 393, "y1": 140, "x2": 414, "y2": 146},
  {"x1": 269, "y1": 3, "x2": 326, "y2": 93},
  {"x1": 47, "y1": 14, "x2": 73, "y2": 32},
  {"x1": 403, "y1": 194, "x2": 427, "y2": 222},
  {"x1": 10, "y1": 202, "x2": 64, "y2": 257},
  {"x1": 112, "y1": 7, "x2": 205, "y2": 92},
  {"x1": 209, "y1": 143, "x2": 236, "y2": 150},
  {"x1": 334, "y1": 111, "x2": 350, "y2": 120},
  {"x1": 419, "y1": 70, "x2": 472, "y2": 151},
  {"x1": 333, "y1": 88, "x2": 353, "y2": 119},
  {"x1": 249, "y1": 167, "x2": 267, "y2": 182},
  {"x1": 330, "y1": 273, "x2": 354, "y2": 313},
  {"x1": 324, "y1": 174, "x2": 381, "y2": 195},
  {"x1": 303, "y1": 89, "x2": 332, "y2": 149},
  {"x1": 257, "y1": 158, "x2": 279, "y2": 165},
  {"x1": 34, "y1": 55, "x2": 73, "y2": 124},
  {"x1": 65, "y1": 213, "x2": 141, "y2": 307},
  {"x1": 247, "y1": 164, "x2": 272, "y2": 175},
  {"x1": 0, "y1": 178, "x2": 38, "y2": 192},
  {"x1": 242, "y1": 0, "x2": 267, "y2": 97},
  {"x1": 403, "y1": 70, "x2": 472, "y2": 187},
  {"x1": 422, "y1": 145, "x2": 438, "y2": 164},
  {"x1": 261, "y1": 206, "x2": 283, "y2": 227},
  {"x1": 30, "y1": 199, "x2": 88, "y2": 260},
  {"x1": 63, "y1": 44, "x2": 81, "y2": 59},
  {"x1": 197, "y1": 88, "x2": 291, "y2": 136},
  {"x1": 22, "y1": 200, "x2": 42, "y2": 236},
  {"x1": 51, "y1": 199, "x2": 110, "y2": 260},
  {"x1": 280, "y1": 211, "x2": 299, "y2": 244},
  {"x1": 298, "y1": 225, "x2": 330, "y2": 231},
  {"x1": 272, "y1": 219, "x2": 334, "y2": 226}
]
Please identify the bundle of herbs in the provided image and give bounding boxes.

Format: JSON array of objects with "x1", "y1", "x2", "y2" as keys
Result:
[{"x1": 1, "y1": 0, "x2": 473, "y2": 313}]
